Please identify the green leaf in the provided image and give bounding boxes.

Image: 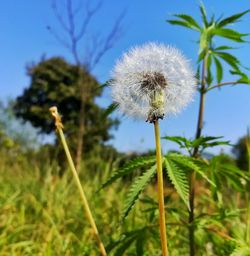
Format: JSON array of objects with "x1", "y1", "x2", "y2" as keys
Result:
[
  {"x1": 198, "y1": 49, "x2": 207, "y2": 63},
  {"x1": 121, "y1": 164, "x2": 157, "y2": 220},
  {"x1": 98, "y1": 156, "x2": 156, "y2": 191},
  {"x1": 192, "y1": 136, "x2": 230, "y2": 150},
  {"x1": 173, "y1": 14, "x2": 201, "y2": 30},
  {"x1": 164, "y1": 157, "x2": 190, "y2": 210},
  {"x1": 168, "y1": 153, "x2": 216, "y2": 187},
  {"x1": 213, "y1": 56, "x2": 223, "y2": 83},
  {"x1": 199, "y1": 3, "x2": 208, "y2": 27},
  {"x1": 218, "y1": 9, "x2": 250, "y2": 27},
  {"x1": 230, "y1": 70, "x2": 250, "y2": 84},
  {"x1": 166, "y1": 19, "x2": 195, "y2": 30},
  {"x1": 214, "y1": 45, "x2": 235, "y2": 51},
  {"x1": 230, "y1": 245, "x2": 250, "y2": 256},
  {"x1": 103, "y1": 102, "x2": 119, "y2": 117},
  {"x1": 215, "y1": 51, "x2": 240, "y2": 71},
  {"x1": 213, "y1": 28, "x2": 249, "y2": 42},
  {"x1": 162, "y1": 136, "x2": 191, "y2": 149},
  {"x1": 206, "y1": 54, "x2": 213, "y2": 85},
  {"x1": 114, "y1": 236, "x2": 136, "y2": 256}
]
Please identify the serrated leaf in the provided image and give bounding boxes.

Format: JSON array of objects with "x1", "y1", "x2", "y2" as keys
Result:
[
  {"x1": 98, "y1": 156, "x2": 156, "y2": 191},
  {"x1": 213, "y1": 56, "x2": 223, "y2": 83},
  {"x1": 218, "y1": 9, "x2": 250, "y2": 27},
  {"x1": 108, "y1": 227, "x2": 148, "y2": 255},
  {"x1": 173, "y1": 14, "x2": 201, "y2": 30},
  {"x1": 164, "y1": 157, "x2": 190, "y2": 210},
  {"x1": 230, "y1": 245, "x2": 250, "y2": 256},
  {"x1": 166, "y1": 19, "x2": 195, "y2": 30},
  {"x1": 162, "y1": 135, "x2": 191, "y2": 149},
  {"x1": 114, "y1": 236, "x2": 136, "y2": 256},
  {"x1": 168, "y1": 153, "x2": 216, "y2": 187},
  {"x1": 215, "y1": 51, "x2": 240, "y2": 71},
  {"x1": 213, "y1": 28, "x2": 249, "y2": 42},
  {"x1": 230, "y1": 70, "x2": 250, "y2": 84},
  {"x1": 121, "y1": 164, "x2": 156, "y2": 221},
  {"x1": 192, "y1": 136, "x2": 230, "y2": 150}
]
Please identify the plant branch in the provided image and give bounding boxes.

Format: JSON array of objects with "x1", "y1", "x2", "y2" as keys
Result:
[
  {"x1": 207, "y1": 81, "x2": 239, "y2": 92},
  {"x1": 189, "y1": 54, "x2": 208, "y2": 256}
]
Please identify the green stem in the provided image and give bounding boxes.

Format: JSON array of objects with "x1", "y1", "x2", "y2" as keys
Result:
[
  {"x1": 154, "y1": 120, "x2": 169, "y2": 256},
  {"x1": 189, "y1": 54, "x2": 208, "y2": 256},
  {"x1": 50, "y1": 107, "x2": 107, "y2": 256}
]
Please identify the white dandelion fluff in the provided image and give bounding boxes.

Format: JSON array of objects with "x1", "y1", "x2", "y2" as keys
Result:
[{"x1": 110, "y1": 42, "x2": 197, "y2": 123}]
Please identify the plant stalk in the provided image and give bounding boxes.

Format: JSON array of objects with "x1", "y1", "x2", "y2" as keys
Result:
[
  {"x1": 189, "y1": 55, "x2": 208, "y2": 256},
  {"x1": 154, "y1": 120, "x2": 169, "y2": 256},
  {"x1": 49, "y1": 106, "x2": 107, "y2": 256}
]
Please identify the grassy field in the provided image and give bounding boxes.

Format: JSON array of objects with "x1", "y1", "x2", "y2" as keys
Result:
[{"x1": 1, "y1": 146, "x2": 249, "y2": 256}]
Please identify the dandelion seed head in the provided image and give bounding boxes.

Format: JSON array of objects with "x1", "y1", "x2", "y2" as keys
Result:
[{"x1": 110, "y1": 42, "x2": 197, "y2": 122}]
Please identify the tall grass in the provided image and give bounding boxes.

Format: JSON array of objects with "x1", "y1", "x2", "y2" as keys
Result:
[{"x1": 0, "y1": 145, "x2": 249, "y2": 255}]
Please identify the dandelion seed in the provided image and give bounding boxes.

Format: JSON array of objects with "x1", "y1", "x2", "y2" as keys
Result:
[{"x1": 110, "y1": 42, "x2": 196, "y2": 123}]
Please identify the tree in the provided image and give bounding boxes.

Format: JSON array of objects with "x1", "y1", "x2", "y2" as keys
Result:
[
  {"x1": 14, "y1": 57, "x2": 118, "y2": 157},
  {"x1": 233, "y1": 133, "x2": 250, "y2": 172},
  {"x1": 48, "y1": 0, "x2": 124, "y2": 169}
]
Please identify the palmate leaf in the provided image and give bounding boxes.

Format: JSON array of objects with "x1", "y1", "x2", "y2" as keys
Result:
[
  {"x1": 230, "y1": 245, "x2": 250, "y2": 256},
  {"x1": 164, "y1": 156, "x2": 190, "y2": 210},
  {"x1": 121, "y1": 164, "x2": 157, "y2": 221},
  {"x1": 215, "y1": 51, "x2": 241, "y2": 71},
  {"x1": 209, "y1": 156, "x2": 249, "y2": 193},
  {"x1": 98, "y1": 155, "x2": 156, "y2": 191},
  {"x1": 107, "y1": 227, "x2": 149, "y2": 255},
  {"x1": 168, "y1": 153, "x2": 216, "y2": 187},
  {"x1": 162, "y1": 135, "x2": 191, "y2": 149},
  {"x1": 230, "y1": 70, "x2": 250, "y2": 84},
  {"x1": 192, "y1": 136, "x2": 231, "y2": 150},
  {"x1": 218, "y1": 9, "x2": 250, "y2": 27}
]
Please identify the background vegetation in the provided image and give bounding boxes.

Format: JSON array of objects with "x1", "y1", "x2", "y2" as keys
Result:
[{"x1": 0, "y1": 1, "x2": 250, "y2": 255}]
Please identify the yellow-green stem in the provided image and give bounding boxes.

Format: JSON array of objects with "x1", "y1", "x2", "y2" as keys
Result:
[
  {"x1": 154, "y1": 120, "x2": 169, "y2": 256},
  {"x1": 50, "y1": 107, "x2": 107, "y2": 256}
]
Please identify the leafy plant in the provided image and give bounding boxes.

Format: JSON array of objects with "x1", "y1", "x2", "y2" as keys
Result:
[{"x1": 167, "y1": 4, "x2": 250, "y2": 255}]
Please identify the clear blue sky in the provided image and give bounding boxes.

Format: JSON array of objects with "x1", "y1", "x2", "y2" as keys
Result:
[{"x1": 0, "y1": 0, "x2": 250, "y2": 154}]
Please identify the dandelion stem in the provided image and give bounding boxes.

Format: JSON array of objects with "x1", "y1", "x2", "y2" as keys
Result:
[
  {"x1": 154, "y1": 120, "x2": 169, "y2": 256},
  {"x1": 49, "y1": 106, "x2": 107, "y2": 256}
]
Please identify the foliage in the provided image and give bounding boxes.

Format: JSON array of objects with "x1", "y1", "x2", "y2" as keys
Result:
[
  {"x1": 13, "y1": 57, "x2": 118, "y2": 154},
  {"x1": 233, "y1": 132, "x2": 250, "y2": 171},
  {"x1": 0, "y1": 100, "x2": 39, "y2": 151},
  {"x1": 167, "y1": 3, "x2": 250, "y2": 89},
  {"x1": 164, "y1": 156, "x2": 190, "y2": 210}
]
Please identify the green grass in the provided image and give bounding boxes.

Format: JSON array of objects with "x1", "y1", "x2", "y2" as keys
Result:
[{"x1": 0, "y1": 150, "x2": 248, "y2": 255}]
